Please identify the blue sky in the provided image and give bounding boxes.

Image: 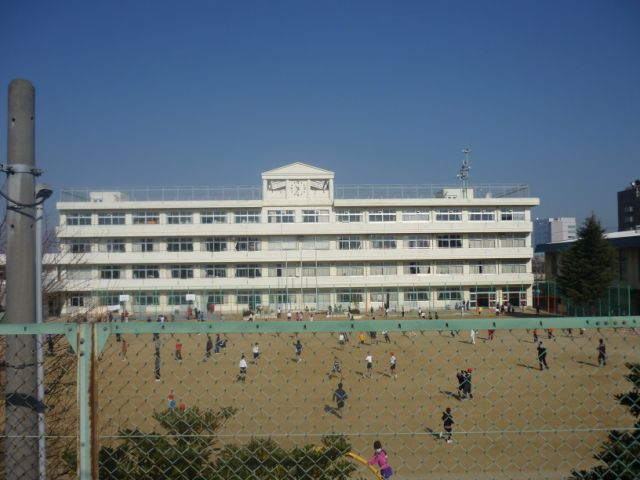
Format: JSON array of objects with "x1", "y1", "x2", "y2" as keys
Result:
[{"x1": 1, "y1": 0, "x2": 638, "y2": 230}]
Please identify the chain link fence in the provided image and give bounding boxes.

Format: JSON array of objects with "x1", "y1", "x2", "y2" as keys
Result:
[{"x1": 1, "y1": 316, "x2": 639, "y2": 479}]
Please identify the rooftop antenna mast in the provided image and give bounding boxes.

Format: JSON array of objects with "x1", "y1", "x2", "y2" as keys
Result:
[{"x1": 457, "y1": 147, "x2": 471, "y2": 198}]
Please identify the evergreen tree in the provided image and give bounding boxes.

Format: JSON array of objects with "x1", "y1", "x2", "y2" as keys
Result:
[
  {"x1": 65, "y1": 407, "x2": 358, "y2": 480},
  {"x1": 571, "y1": 363, "x2": 640, "y2": 479},
  {"x1": 556, "y1": 215, "x2": 616, "y2": 314}
]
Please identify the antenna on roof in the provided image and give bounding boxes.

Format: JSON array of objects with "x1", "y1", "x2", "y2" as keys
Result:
[{"x1": 457, "y1": 147, "x2": 471, "y2": 198}]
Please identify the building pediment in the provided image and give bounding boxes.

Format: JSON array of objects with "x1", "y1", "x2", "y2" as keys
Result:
[{"x1": 262, "y1": 162, "x2": 335, "y2": 180}]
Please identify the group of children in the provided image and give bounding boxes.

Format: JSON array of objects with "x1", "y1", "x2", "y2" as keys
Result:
[{"x1": 153, "y1": 326, "x2": 609, "y2": 475}]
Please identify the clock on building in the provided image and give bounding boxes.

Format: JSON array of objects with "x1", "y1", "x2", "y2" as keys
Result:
[{"x1": 289, "y1": 180, "x2": 308, "y2": 197}]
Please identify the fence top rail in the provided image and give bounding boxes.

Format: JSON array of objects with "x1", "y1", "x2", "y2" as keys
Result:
[{"x1": 1, "y1": 316, "x2": 637, "y2": 335}]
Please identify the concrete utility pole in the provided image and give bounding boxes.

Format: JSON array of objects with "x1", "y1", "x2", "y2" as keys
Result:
[{"x1": 4, "y1": 79, "x2": 39, "y2": 479}]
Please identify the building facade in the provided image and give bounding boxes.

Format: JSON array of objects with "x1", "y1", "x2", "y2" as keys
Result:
[
  {"x1": 51, "y1": 163, "x2": 539, "y2": 316},
  {"x1": 618, "y1": 181, "x2": 640, "y2": 231},
  {"x1": 533, "y1": 217, "x2": 577, "y2": 249}
]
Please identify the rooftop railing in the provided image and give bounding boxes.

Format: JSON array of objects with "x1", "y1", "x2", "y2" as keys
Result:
[{"x1": 59, "y1": 184, "x2": 530, "y2": 202}]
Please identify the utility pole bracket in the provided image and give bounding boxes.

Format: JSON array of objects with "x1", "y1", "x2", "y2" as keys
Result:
[{"x1": 0, "y1": 163, "x2": 43, "y2": 176}]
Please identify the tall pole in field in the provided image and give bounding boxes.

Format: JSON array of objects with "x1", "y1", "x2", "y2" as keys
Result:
[{"x1": 4, "y1": 79, "x2": 39, "y2": 479}]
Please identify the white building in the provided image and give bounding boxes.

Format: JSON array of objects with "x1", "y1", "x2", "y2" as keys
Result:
[
  {"x1": 533, "y1": 217, "x2": 577, "y2": 249},
  {"x1": 51, "y1": 162, "x2": 539, "y2": 317}
]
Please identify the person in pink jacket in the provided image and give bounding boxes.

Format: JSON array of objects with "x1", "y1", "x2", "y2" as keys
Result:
[{"x1": 368, "y1": 440, "x2": 393, "y2": 478}]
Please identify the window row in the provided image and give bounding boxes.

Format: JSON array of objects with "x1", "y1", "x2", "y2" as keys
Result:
[
  {"x1": 83, "y1": 261, "x2": 529, "y2": 280},
  {"x1": 67, "y1": 288, "x2": 528, "y2": 307},
  {"x1": 64, "y1": 208, "x2": 528, "y2": 226},
  {"x1": 65, "y1": 234, "x2": 528, "y2": 253}
]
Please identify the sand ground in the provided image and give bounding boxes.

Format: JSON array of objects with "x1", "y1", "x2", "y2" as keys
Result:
[{"x1": 91, "y1": 320, "x2": 640, "y2": 480}]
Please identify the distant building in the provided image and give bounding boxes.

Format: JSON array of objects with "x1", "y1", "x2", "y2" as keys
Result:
[
  {"x1": 533, "y1": 217, "x2": 577, "y2": 249},
  {"x1": 536, "y1": 229, "x2": 640, "y2": 314},
  {"x1": 618, "y1": 180, "x2": 640, "y2": 231}
]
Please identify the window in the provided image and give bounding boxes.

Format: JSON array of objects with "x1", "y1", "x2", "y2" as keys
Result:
[
  {"x1": 336, "y1": 264, "x2": 365, "y2": 276},
  {"x1": 65, "y1": 268, "x2": 92, "y2": 280},
  {"x1": 502, "y1": 263, "x2": 527, "y2": 274},
  {"x1": 500, "y1": 234, "x2": 527, "y2": 248},
  {"x1": 406, "y1": 236, "x2": 430, "y2": 249},
  {"x1": 438, "y1": 289, "x2": 462, "y2": 301},
  {"x1": 302, "y1": 209, "x2": 330, "y2": 223},
  {"x1": 68, "y1": 239, "x2": 92, "y2": 253},
  {"x1": 470, "y1": 261, "x2": 497, "y2": 274},
  {"x1": 133, "y1": 211, "x2": 160, "y2": 224},
  {"x1": 500, "y1": 209, "x2": 526, "y2": 221},
  {"x1": 435, "y1": 209, "x2": 462, "y2": 221},
  {"x1": 234, "y1": 210, "x2": 261, "y2": 224},
  {"x1": 301, "y1": 237, "x2": 330, "y2": 250},
  {"x1": 98, "y1": 212, "x2": 125, "y2": 225},
  {"x1": 171, "y1": 265, "x2": 194, "y2": 279},
  {"x1": 200, "y1": 210, "x2": 227, "y2": 224},
  {"x1": 337, "y1": 291, "x2": 363, "y2": 303},
  {"x1": 301, "y1": 265, "x2": 330, "y2": 277},
  {"x1": 203, "y1": 264, "x2": 226, "y2": 278},
  {"x1": 132, "y1": 265, "x2": 159, "y2": 279},
  {"x1": 135, "y1": 292, "x2": 159, "y2": 305},
  {"x1": 268, "y1": 238, "x2": 297, "y2": 251},
  {"x1": 98, "y1": 294, "x2": 119, "y2": 306},
  {"x1": 167, "y1": 238, "x2": 193, "y2": 252},
  {"x1": 268, "y1": 264, "x2": 297, "y2": 277},
  {"x1": 168, "y1": 294, "x2": 189, "y2": 305},
  {"x1": 66, "y1": 213, "x2": 92, "y2": 226},
  {"x1": 100, "y1": 239, "x2": 125, "y2": 253},
  {"x1": 204, "y1": 237, "x2": 227, "y2": 252},
  {"x1": 100, "y1": 266, "x2": 121, "y2": 279},
  {"x1": 371, "y1": 236, "x2": 397, "y2": 249},
  {"x1": 135, "y1": 238, "x2": 155, "y2": 253},
  {"x1": 404, "y1": 262, "x2": 430, "y2": 275},
  {"x1": 207, "y1": 293, "x2": 227, "y2": 305},
  {"x1": 337, "y1": 236, "x2": 361, "y2": 250},
  {"x1": 406, "y1": 290, "x2": 430, "y2": 301},
  {"x1": 235, "y1": 237, "x2": 260, "y2": 251},
  {"x1": 437, "y1": 234, "x2": 462, "y2": 248},
  {"x1": 335, "y1": 209, "x2": 362, "y2": 223},
  {"x1": 368, "y1": 209, "x2": 396, "y2": 222},
  {"x1": 402, "y1": 210, "x2": 430, "y2": 222},
  {"x1": 235, "y1": 264, "x2": 262, "y2": 278},
  {"x1": 167, "y1": 211, "x2": 193, "y2": 224},
  {"x1": 237, "y1": 291, "x2": 261, "y2": 306},
  {"x1": 70, "y1": 295, "x2": 85, "y2": 307},
  {"x1": 435, "y1": 263, "x2": 464, "y2": 275},
  {"x1": 469, "y1": 236, "x2": 497, "y2": 248},
  {"x1": 369, "y1": 264, "x2": 397, "y2": 275},
  {"x1": 370, "y1": 291, "x2": 398, "y2": 302},
  {"x1": 469, "y1": 209, "x2": 495, "y2": 221},
  {"x1": 268, "y1": 210, "x2": 295, "y2": 223},
  {"x1": 269, "y1": 291, "x2": 295, "y2": 305}
]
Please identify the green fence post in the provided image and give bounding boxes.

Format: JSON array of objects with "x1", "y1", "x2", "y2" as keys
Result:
[{"x1": 77, "y1": 322, "x2": 94, "y2": 479}]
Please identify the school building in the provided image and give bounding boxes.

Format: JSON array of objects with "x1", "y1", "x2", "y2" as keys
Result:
[{"x1": 50, "y1": 162, "x2": 539, "y2": 316}]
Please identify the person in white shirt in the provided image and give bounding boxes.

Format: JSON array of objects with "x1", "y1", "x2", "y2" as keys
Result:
[
  {"x1": 389, "y1": 352, "x2": 397, "y2": 379},
  {"x1": 237, "y1": 354, "x2": 248, "y2": 382},
  {"x1": 252, "y1": 343, "x2": 260, "y2": 365},
  {"x1": 470, "y1": 329, "x2": 476, "y2": 345},
  {"x1": 364, "y1": 352, "x2": 373, "y2": 378}
]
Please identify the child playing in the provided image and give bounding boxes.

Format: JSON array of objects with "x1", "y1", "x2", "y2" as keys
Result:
[
  {"x1": 294, "y1": 339, "x2": 303, "y2": 362},
  {"x1": 330, "y1": 356, "x2": 342, "y2": 378},
  {"x1": 442, "y1": 408, "x2": 454, "y2": 443},
  {"x1": 368, "y1": 440, "x2": 393, "y2": 478}
]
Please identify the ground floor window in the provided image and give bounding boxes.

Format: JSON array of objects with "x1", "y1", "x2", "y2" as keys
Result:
[
  {"x1": 437, "y1": 289, "x2": 462, "y2": 301},
  {"x1": 406, "y1": 290, "x2": 430, "y2": 301}
]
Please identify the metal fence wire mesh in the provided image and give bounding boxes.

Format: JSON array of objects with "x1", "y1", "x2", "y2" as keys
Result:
[
  {"x1": 1, "y1": 317, "x2": 639, "y2": 479},
  {"x1": 0, "y1": 329, "x2": 78, "y2": 479}
]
